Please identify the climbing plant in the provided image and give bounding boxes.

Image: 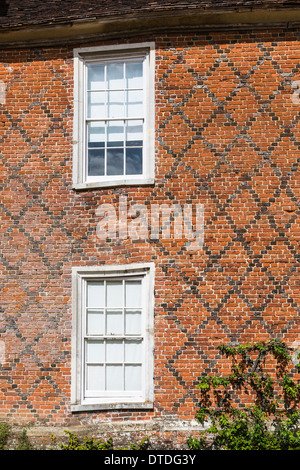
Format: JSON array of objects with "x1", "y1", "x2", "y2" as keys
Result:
[{"x1": 188, "y1": 339, "x2": 300, "y2": 450}]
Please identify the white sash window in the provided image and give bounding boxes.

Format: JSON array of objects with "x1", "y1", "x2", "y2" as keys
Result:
[{"x1": 73, "y1": 43, "x2": 155, "y2": 189}]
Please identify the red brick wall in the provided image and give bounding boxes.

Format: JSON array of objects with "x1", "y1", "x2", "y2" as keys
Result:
[{"x1": 0, "y1": 29, "x2": 300, "y2": 444}]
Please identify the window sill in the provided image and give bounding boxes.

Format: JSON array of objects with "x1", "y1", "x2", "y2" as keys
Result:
[
  {"x1": 71, "y1": 401, "x2": 154, "y2": 413},
  {"x1": 73, "y1": 177, "x2": 155, "y2": 191}
]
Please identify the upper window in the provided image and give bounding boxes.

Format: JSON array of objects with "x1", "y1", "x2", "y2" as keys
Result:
[{"x1": 73, "y1": 43, "x2": 155, "y2": 189}]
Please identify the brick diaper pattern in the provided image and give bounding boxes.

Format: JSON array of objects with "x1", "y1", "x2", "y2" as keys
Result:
[{"x1": 0, "y1": 30, "x2": 300, "y2": 435}]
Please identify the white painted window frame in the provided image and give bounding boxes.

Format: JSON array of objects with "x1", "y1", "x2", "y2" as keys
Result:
[
  {"x1": 71, "y1": 263, "x2": 155, "y2": 412},
  {"x1": 73, "y1": 42, "x2": 155, "y2": 190}
]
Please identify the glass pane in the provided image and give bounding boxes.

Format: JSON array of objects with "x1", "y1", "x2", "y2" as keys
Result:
[
  {"x1": 125, "y1": 280, "x2": 141, "y2": 307},
  {"x1": 106, "y1": 310, "x2": 123, "y2": 335},
  {"x1": 88, "y1": 149, "x2": 105, "y2": 176},
  {"x1": 106, "y1": 340, "x2": 123, "y2": 362},
  {"x1": 87, "y1": 91, "x2": 106, "y2": 119},
  {"x1": 106, "y1": 365, "x2": 123, "y2": 391},
  {"x1": 125, "y1": 310, "x2": 142, "y2": 335},
  {"x1": 87, "y1": 64, "x2": 105, "y2": 90},
  {"x1": 107, "y1": 121, "x2": 124, "y2": 147},
  {"x1": 125, "y1": 340, "x2": 142, "y2": 363},
  {"x1": 107, "y1": 62, "x2": 124, "y2": 90},
  {"x1": 107, "y1": 148, "x2": 124, "y2": 176},
  {"x1": 86, "y1": 340, "x2": 105, "y2": 363},
  {"x1": 126, "y1": 120, "x2": 143, "y2": 146},
  {"x1": 108, "y1": 90, "x2": 125, "y2": 118},
  {"x1": 87, "y1": 310, "x2": 104, "y2": 335},
  {"x1": 126, "y1": 62, "x2": 143, "y2": 89},
  {"x1": 126, "y1": 148, "x2": 143, "y2": 175},
  {"x1": 86, "y1": 365, "x2": 104, "y2": 391},
  {"x1": 87, "y1": 282, "x2": 104, "y2": 308},
  {"x1": 106, "y1": 281, "x2": 123, "y2": 307},
  {"x1": 88, "y1": 122, "x2": 105, "y2": 147},
  {"x1": 127, "y1": 90, "x2": 143, "y2": 118},
  {"x1": 125, "y1": 365, "x2": 142, "y2": 391}
]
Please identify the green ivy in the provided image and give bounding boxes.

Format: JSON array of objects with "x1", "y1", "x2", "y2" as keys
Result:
[
  {"x1": 14, "y1": 427, "x2": 34, "y2": 450},
  {"x1": 0, "y1": 423, "x2": 10, "y2": 450},
  {"x1": 0, "y1": 424, "x2": 35, "y2": 450},
  {"x1": 188, "y1": 339, "x2": 300, "y2": 450},
  {"x1": 54, "y1": 431, "x2": 150, "y2": 451}
]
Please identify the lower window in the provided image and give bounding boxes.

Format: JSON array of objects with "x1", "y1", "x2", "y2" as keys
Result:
[{"x1": 71, "y1": 263, "x2": 154, "y2": 411}]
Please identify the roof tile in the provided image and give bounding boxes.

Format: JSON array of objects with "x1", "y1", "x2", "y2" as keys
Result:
[{"x1": 0, "y1": 0, "x2": 299, "y2": 29}]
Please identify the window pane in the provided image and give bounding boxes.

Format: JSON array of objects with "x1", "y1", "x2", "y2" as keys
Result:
[
  {"x1": 125, "y1": 280, "x2": 141, "y2": 307},
  {"x1": 88, "y1": 122, "x2": 105, "y2": 147},
  {"x1": 126, "y1": 148, "x2": 142, "y2": 175},
  {"x1": 87, "y1": 64, "x2": 105, "y2": 90},
  {"x1": 87, "y1": 311, "x2": 104, "y2": 336},
  {"x1": 106, "y1": 340, "x2": 123, "y2": 363},
  {"x1": 88, "y1": 149, "x2": 105, "y2": 176},
  {"x1": 125, "y1": 340, "x2": 142, "y2": 363},
  {"x1": 127, "y1": 90, "x2": 143, "y2": 118},
  {"x1": 126, "y1": 62, "x2": 143, "y2": 89},
  {"x1": 107, "y1": 62, "x2": 124, "y2": 89},
  {"x1": 87, "y1": 282, "x2": 104, "y2": 308},
  {"x1": 106, "y1": 365, "x2": 123, "y2": 391},
  {"x1": 86, "y1": 340, "x2": 105, "y2": 363},
  {"x1": 125, "y1": 365, "x2": 142, "y2": 391},
  {"x1": 87, "y1": 91, "x2": 106, "y2": 119},
  {"x1": 107, "y1": 121, "x2": 124, "y2": 147},
  {"x1": 106, "y1": 310, "x2": 123, "y2": 336},
  {"x1": 86, "y1": 365, "x2": 105, "y2": 391},
  {"x1": 126, "y1": 120, "x2": 143, "y2": 146},
  {"x1": 108, "y1": 90, "x2": 125, "y2": 118},
  {"x1": 125, "y1": 310, "x2": 142, "y2": 335},
  {"x1": 106, "y1": 281, "x2": 123, "y2": 307},
  {"x1": 88, "y1": 122, "x2": 105, "y2": 176},
  {"x1": 107, "y1": 148, "x2": 124, "y2": 176}
]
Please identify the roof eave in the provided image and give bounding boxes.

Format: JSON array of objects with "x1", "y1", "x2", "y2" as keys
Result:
[{"x1": 1, "y1": 7, "x2": 300, "y2": 48}]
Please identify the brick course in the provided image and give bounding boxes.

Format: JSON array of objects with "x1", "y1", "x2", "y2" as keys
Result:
[{"x1": 0, "y1": 28, "x2": 300, "y2": 447}]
